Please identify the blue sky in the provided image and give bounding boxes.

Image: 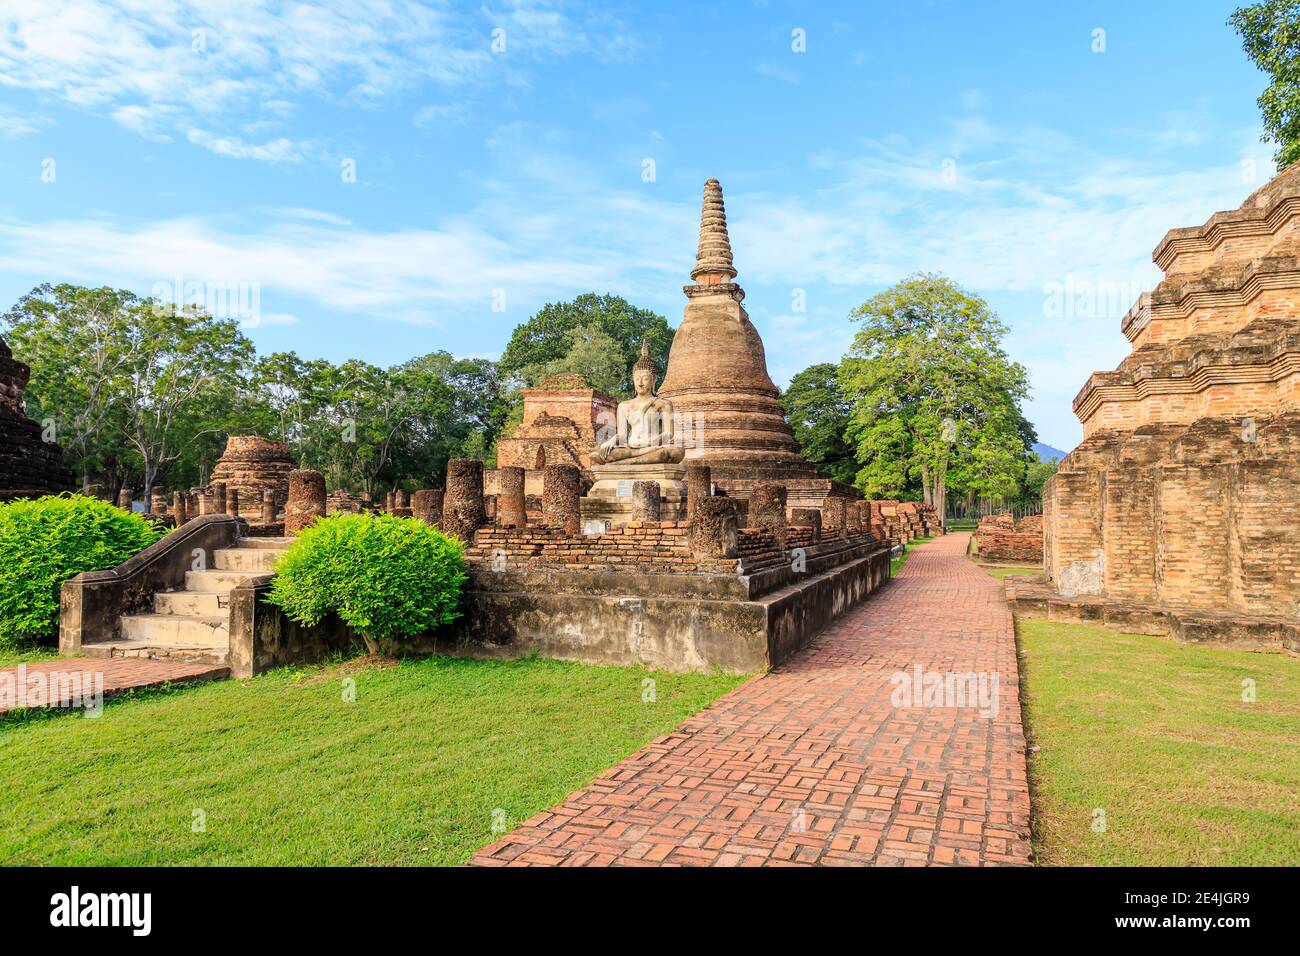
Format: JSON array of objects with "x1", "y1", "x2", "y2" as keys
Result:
[{"x1": 0, "y1": 0, "x2": 1279, "y2": 448}]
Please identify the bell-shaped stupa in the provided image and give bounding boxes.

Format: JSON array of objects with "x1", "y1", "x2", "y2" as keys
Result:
[{"x1": 658, "y1": 179, "x2": 817, "y2": 481}]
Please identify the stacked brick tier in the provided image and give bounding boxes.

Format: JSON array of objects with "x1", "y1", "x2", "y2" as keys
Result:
[
  {"x1": 1043, "y1": 164, "x2": 1300, "y2": 628},
  {"x1": 975, "y1": 513, "x2": 1043, "y2": 563},
  {"x1": 465, "y1": 522, "x2": 873, "y2": 577},
  {"x1": 0, "y1": 337, "x2": 75, "y2": 500}
]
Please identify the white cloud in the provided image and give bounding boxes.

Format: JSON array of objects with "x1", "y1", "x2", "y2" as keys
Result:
[
  {"x1": 0, "y1": 1, "x2": 640, "y2": 160},
  {"x1": 0, "y1": 106, "x2": 46, "y2": 137}
]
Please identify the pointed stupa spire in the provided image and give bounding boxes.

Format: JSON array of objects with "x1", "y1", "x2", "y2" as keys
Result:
[{"x1": 691, "y1": 178, "x2": 737, "y2": 282}]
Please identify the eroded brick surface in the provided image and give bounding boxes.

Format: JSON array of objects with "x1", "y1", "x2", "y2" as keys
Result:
[{"x1": 470, "y1": 532, "x2": 1032, "y2": 867}]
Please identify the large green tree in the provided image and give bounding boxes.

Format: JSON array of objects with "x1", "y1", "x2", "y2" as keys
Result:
[
  {"x1": 3, "y1": 285, "x2": 257, "y2": 497},
  {"x1": 498, "y1": 293, "x2": 673, "y2": 393},
  {"x1": 1231, "y1": 1, "x2": 1300, "y2": 167},
  {"x1": 841, "y1": 273, "x2": 1033, "y2": 517},
  {"x1": 780, "y1": 363, "x2": 858, "y2": 484},
  {"x1": 2, "y1": 284, "x2": 137, "y2": 486}
]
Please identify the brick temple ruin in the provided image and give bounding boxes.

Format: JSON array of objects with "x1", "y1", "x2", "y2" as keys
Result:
[
  {"x1": 0, "y1": 336, "x2": 74, "y2": 500},
  {"x1": 61, "y1": 179, "x2": 941, "y2": 676},
  {"x1": 1011, "y1": 165, "x2": 1300, "y2": 654}
]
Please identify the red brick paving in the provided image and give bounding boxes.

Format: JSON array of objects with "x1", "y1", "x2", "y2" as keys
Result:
[
  {"x1": 471, "y1": 532, "x2": 1032, "y2": 866},
  {"x1": 0, "y1": 656, "x2": 227, "y2": 715}
]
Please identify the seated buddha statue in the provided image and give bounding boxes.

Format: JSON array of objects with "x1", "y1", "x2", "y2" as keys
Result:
[{"x1": 590, "y1": 340, "x2": 685, "y2": 466}]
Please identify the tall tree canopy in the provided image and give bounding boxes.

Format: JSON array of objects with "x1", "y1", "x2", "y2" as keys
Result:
[
  {"x1": 1231, "y1": 1, "x2": 1300, "y2": 167},
  {"x1": 840, "y1": 273, "x2": 1034, "y2": 516},
  {"x1": 3, "y1": 283, "x2": 256, "y2": 493},
  {"x1": 498, "y1": 293, "x2": 673, "y2": 393},
  {"x1": 780, "y1": 363, "x2": 857, "y2": 484}
]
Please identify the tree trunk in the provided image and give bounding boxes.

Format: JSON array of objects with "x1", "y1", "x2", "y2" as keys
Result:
[{"x1": 360, "y1": 632, "x2": 381, "y2": 656}]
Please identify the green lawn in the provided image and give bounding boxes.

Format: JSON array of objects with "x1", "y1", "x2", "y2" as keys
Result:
[
  {"x1": 0, "y1": 643, "x2": 59, "y2": 668},
  {"x1": 981, "y1": 566, "x2": 1040, "y2": 580},
  {"x1": 890, "y1": 536, "x2": 933, "y2": 576},
  {"x1": 0, "y1": 654, "x2": 745, "y2": 865},
  {"x1": 1018, "y1": 618, "x2": 1300, "y2": 866}
]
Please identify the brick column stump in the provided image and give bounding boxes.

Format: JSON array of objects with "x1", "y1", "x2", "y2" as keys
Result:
[
  {"x1": 261, "y1": 488, "x2": 276, "y2": 524},
  {"x1": 822, "y1": 496, "x2": 848, "y2": 536},
  {"x1": 497, "y1": 466, "x2": 527, "y2": 528},
  {"x1": 285, "y1": 469, "x2": 327, "y2": 535},
  {"x1": 791, "y1": 507, "x2": 821, "y2": 544},
  {"x1": 630, "y1": 480, "x2": 661, "y2": 522},
  {"x1": 412, "y1": 489, "x2": 444, "y2": 528},
  {"x1": 443, "y1": 459, "x2": 486, "y2": 541},
  {"x1": 751, "y1": 483, "x2": 788, "y2": 547},
  {"x1": 690, "y1": 497, "x2": 738, "y2": 559},
  {"x1": 685, "y1": 462, "x2": 711, "y2": 519},
  {"x1": 543, "y1": 464, "x2": 583, "y2": 535}
]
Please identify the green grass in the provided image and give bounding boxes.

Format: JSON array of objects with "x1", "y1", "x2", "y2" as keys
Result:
[
  {"x1": 1018, "y1": 618, "x2": 1300, "y2": 866},
  {"x1": 890, "y1": 536, "x2": 933, "y2": 576},
  {"x1": 0, "y1": 643, "x2": 59, "y2": 668},
  {"x1": 981, "y1": 566, "x2": 1040, "y2": 580},
  {"x1": 0, "y1": 654, "x2": 745, "y2": 865}
]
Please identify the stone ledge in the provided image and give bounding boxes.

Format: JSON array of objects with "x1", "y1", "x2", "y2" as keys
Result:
[{"x1": 1005, "y1": 576, "x2": 1299, "y2": 655}]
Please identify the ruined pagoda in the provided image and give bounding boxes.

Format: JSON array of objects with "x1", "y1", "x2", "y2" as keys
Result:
[
  {"x1": 659, "y1": 179, "x2": 849, "y2": 506},
  {"x1": 0, "y1": 336, "x2": 75, "y2": 500},
  {"x1": 1019, "y1": 163, "x2": 1300, "y2": 653}
]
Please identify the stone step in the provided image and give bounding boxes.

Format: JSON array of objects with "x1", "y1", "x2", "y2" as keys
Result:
[
  {"x1": 184, "y1": 569, "x2": 263, "y2": 592},
  {"x1": 120, "y1": 613, "x2": 228, "y2": 647},
  {"x1": 154, "y1": 590, "x2": 225, "y2": 616},
  {"x1": 214, "y1": 547, "x2": 286, "y2": 572},
  {"x1": 237, "y1": 536, "x2": 295, "y2": 550},
  {"x1": 82, "y1": 640, "x2": 229, "y2": 667}
]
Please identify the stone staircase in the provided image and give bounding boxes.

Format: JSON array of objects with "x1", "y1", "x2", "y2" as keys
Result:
[{"x1": 83, "y1": 537, "x2": 291, "y2": 668}]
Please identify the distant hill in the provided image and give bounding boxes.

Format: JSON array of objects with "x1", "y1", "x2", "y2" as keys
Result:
[{"x1": 1033, "y1": 442, "x2": 1067, "y2": 463}]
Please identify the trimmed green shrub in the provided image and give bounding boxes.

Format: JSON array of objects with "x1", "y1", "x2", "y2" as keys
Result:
[
  {"x1": 267, "y1": 512, "x2": 467, "y2": 655},
  {"x1": 0, "y1": 494, "x2": 166, "y2": 647}
]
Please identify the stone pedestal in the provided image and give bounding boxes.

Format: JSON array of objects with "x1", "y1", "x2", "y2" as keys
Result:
[{"x1": 581, "y1": 462, "x2": 687, "y2": 528}]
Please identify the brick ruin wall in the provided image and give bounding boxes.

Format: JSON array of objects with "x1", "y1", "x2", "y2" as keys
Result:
[
  {"x1": 464, "y1": 522, "x2": 866, "y2": 576},
  {"x1": 975, "y1": 513, "x2": 1043, "y2": 563}
]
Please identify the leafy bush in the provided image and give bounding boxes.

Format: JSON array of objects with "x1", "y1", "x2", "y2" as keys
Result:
[
  {"x1": 0, "y1": 494, "x2": 166, "y2": 647},
  {"x1": 267, "y1": 513, "x2": 468, "y2": 655}
]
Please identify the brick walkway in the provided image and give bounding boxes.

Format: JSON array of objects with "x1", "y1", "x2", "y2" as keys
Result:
[
  {"x1": 0, "y1": 657, "x2": 227, "y2": 715},
  {"x1": 471, "y1": 532, "x2": 1032, "y2": 866}
]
